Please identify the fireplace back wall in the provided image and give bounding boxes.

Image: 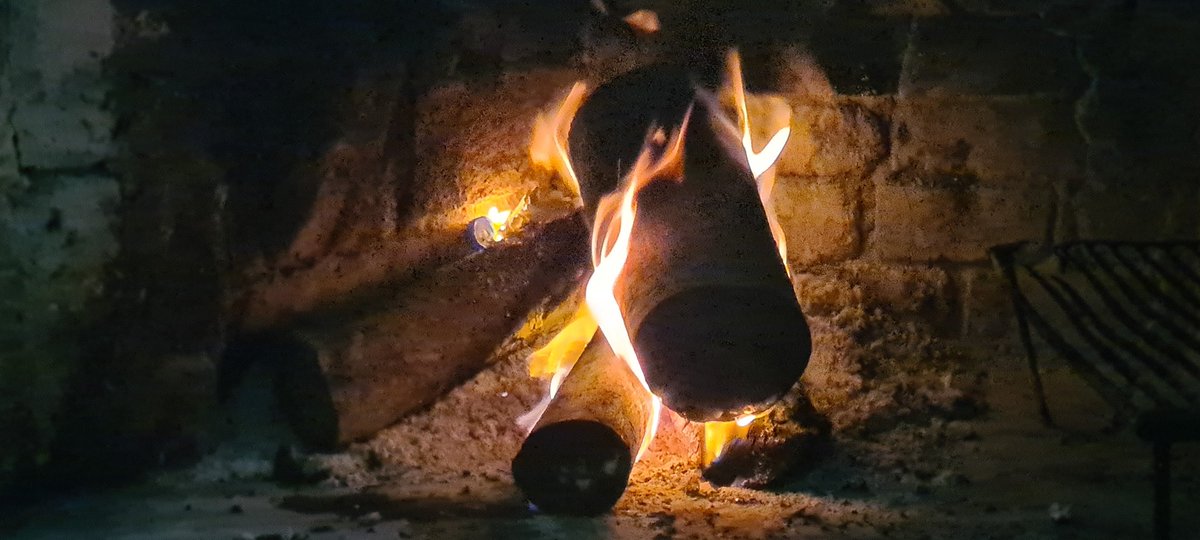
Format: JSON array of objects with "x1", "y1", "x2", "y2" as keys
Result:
[{"x1": 1, "y1": 0, "x2": 1198, "y2": 495}]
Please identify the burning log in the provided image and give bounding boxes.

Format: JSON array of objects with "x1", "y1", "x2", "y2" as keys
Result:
[
  {"x1": 511, "y1": 333, "x2": 652, "y2": 515},
  {"x1": 226, "y1": 216, "x2": 588, "y2": 450},
  {"x1": 700, "y1": 389, "x2": 831, "y2": 489},
  {"x1": 566, "y1": 64, "x2": 811, "y2": 422}
]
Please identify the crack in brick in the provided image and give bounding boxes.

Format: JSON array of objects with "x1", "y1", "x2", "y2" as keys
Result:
[{"x1": 5, "y1": 103, "x2": 21, "y2": 174}]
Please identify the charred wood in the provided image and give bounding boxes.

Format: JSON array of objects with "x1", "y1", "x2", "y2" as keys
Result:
[
  {"x1": 512, "y1": 333, "x2": 651, "y2": 515},
  {"x1": 225, "y1": 216, "x2": 588, "y2": 450}
]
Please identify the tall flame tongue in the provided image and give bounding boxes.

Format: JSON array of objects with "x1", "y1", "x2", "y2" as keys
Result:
[
  {"x1": 585, "y1": 115, "x2": 690, "y2": 460},
  {"x1": 523, "y1": 51, "x2": 794, "y2": 466},
  {"x1": 725, "y1": 50, "x2": 792, "y2": 273},
  {"x1": 530, "y1": 82, "x2": 588, "y2": 201}
]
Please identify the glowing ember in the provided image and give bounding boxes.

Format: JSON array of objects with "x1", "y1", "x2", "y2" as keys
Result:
[
  {"x1": 622, "y1": 10, "x2": 660, "y2": 34},
  {"x1": 486, "y1": 206, "x2": 512, "y2": 241}
]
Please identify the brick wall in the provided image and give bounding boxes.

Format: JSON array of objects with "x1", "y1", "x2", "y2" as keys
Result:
[
  {"x1": 763, "y1": 0, "x2": 1199, "y2": 344},
  {"x1": 0, "y1": 0, "x2": 119, "y2": 482}
]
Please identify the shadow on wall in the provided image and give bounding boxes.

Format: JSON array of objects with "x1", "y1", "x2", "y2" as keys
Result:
[{"x1": 111, "y1": 0, "x2": 442, "y2": 258}]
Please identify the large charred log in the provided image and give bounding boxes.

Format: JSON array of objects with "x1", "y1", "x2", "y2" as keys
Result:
[
  {"x1": 568, "y1": 64, "x2": 811, "y2": 422},
  {"x1": 511, "y1": 333, "x2": 651, "y2": 515},
  {"x1": 223, "y1": 216, "x2": 588, "y2": 450}
]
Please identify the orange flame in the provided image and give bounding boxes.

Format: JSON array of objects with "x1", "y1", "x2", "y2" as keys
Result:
[
  {"x1": 515, "y1": 304, "x2": 597, "y2": 432},
  {"x1": 530, "y1": 82, "x2": 588, "y2": 201},
  {"x1": 701, "y1": 411, "x2": 769, "y2": 467}
]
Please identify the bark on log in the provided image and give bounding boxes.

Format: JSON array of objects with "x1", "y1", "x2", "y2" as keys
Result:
[
  {"x1": 568, "y1": 64, "x2": 811, "y2": 422},
  {"x1": 226, "y1": 216, "x2": 588, "y2": 450},
  {"x1": 511, "y1": 333, "x2": 651, "y2": 515}
]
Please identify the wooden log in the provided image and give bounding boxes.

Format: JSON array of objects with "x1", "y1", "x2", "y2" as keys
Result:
[
  {"x1": 511, "y1": 333, "x2": 651, "y2": 515},
  {"x1": 224, "y1": 216, "x2": 589, "y2": 450},
  {"x1": 700, "y1": 389, "x2": 831, "y2": 489},
  {"x1": 568, "y1": 64, "x2": 811, "y2": 422}
]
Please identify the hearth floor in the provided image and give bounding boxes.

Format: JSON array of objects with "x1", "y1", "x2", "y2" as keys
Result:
[{"x1": 9, "y1": 358, "x2": 1198, "y2": 539}]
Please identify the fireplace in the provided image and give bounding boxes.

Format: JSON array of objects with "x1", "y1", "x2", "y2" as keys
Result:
[{"x1": 3, "y1": 0, "x2": 1200, "y2": 538}]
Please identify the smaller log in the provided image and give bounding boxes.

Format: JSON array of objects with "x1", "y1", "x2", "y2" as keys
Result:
[
  {"x1": 224, "y1": 216, "x2": 588, "y2": 450},
  {"x1": 701, "y1": 388, "x2": 830, "y2": 489},
  {"x1": 512, "y1": 333, "x2": 651, "y2": 515}
]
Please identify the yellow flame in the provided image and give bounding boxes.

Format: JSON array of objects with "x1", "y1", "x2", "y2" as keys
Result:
[
  {"x1": 725, "y1": 50, "x2": 792, "y2": 273},
  {"x1": 526, "y1": 304, "x2": 597, "y2": 379},
  {"x1": 516, "y1": 303, "x2": 598, "y2": 432},
  {"x1": 485, "y1": 206, "x2": 512, "y2": 241},
  {"x1": 530, "y1": 82, "x2": 588, "y2": 201},
  {"x1": 702, "y1": 412, "x2": 765, "y2": 468},
  {"x1": 584, "y1": 113, "x2": 690, "y2": 460}
]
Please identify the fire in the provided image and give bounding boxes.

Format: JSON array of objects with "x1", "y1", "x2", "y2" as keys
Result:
[
  {"x1": 486, "y1": 206, "x2": 512, "y2": 241},
  {"x1": 521, "y1": 51, "x2": 793, "y2": 469},
  {"x1": 701, "y1": 412, "x2": 765, "y2": 468},
  {"x1": 530, "y1": 82, "x2": 588, "y2": 201},
  {"x1": 583, "y1": 115, "x2": 690, "y2": 459},
  {"x1": 724, "y1": 50, "x2": 792, "y2": 272},
  {"x1": 515, "y1": 304, "x2": 597, "y2": 431}
]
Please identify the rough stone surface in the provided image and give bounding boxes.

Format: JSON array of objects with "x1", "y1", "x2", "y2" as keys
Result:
[
  {"x1": 0, "y1": 115, "x2": 21, "y2": 195},
  {"x1": 7, "y1": 0, "x2": 115, "y2": 169},
  {"x1": 779, "y1": 102, "x2": 887, "y2": 177},
  {"x1": 892, "y1": 97, "x2": 1084, "y2": 185},
  {"x1": 0, "y1": 175, "x2": 120, "y2": 480},
  {"x1": 956, "y1": 266, "x2": 1016, "y2": 343},
  {"x1": 1071, "y1": 8, "x2": 1200, "y2": 240},
  {"x1": 1070, "y1": 178, "x2": 1200, "y2": 242},
  {"x1": 773, "y1": 177, "x2": 859, "y2": 267},
  {"x1": 864, "y1": 0, "x2": 952, "y2": 17},
  {"x1": 900, "y1": 16, "x2": 1083, "y2": 97},
  {"x1": 952, "y1": 0, "x2": 1102, "y2": 17},
  {"x1": 0, "y1": 0, "x2": 123, "y2": 488},
  {"x1": 794, "y1": 261, "x2": 950, "y2": 318},
  {"x1": 805, "y1": 17, "x2": 910, "y2": 95},
  {"x1": 412, "y1": 68, "x2": 580, "y2": 230},
  {"x1": 1, "y1": 6, "x2": 20, "y2": 196},
  {"x1": 871, "y1": 173, "x2": 1052, "y2": 262}
]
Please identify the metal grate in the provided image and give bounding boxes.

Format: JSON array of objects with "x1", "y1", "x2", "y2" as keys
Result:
[{"x1": 992, "y1": 241, "x2": 1200, "y2": 540}]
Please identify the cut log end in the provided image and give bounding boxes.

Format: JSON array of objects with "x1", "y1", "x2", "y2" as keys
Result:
[
  {"x1": 511, "y1": 420, "x2": 633, "y2": 516},
  {"x1": 635, "y1": 286, "x2": 812, "y2": 422},
  {"x1": 513, "y1": 333, "x2": 648, "y2": 515}
]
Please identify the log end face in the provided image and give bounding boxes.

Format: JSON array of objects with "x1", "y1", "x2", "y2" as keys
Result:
[
  {"x1": 635, "y1": 286, "x2": 812, "y2": 422},
  {"x1": 512, "y1": 420, "x2": 633, "y2": 516}
]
